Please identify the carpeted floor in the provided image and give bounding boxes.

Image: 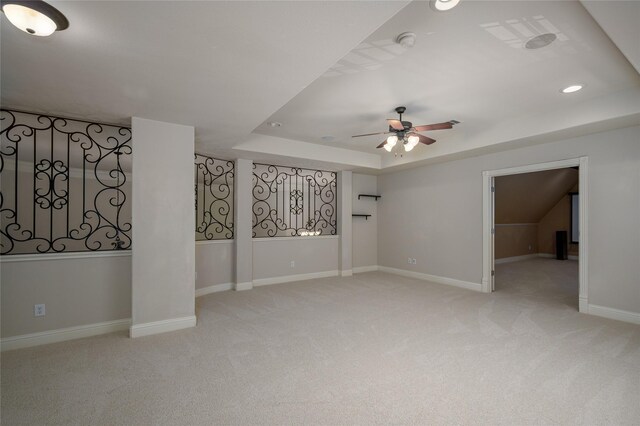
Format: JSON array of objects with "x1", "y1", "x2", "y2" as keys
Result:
[{"x1": 2, "y1": 258, "x2": 639, "y2": 425}]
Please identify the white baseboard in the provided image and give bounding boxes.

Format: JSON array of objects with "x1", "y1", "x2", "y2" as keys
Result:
[
  {"x1": 340, "y1": 269, "x2": 353, "y2": 277},
  {"x1": 495, "y1": 254, "x2": 538, "y2": 264},
  {"x1": 378, "y1": 266, "x2": 482, "y2": 292},
  {"x1": 585, "y1": 304, "x2": 640, "y2": 325},
  {"x1": 353, "y1": 265, "x2": 379, "y2": 273},
  {"x1": 129, "y1": 315, "x2": 196, "y2": 338},
  {"x1": 1, "y1": 318, "x2": 131, "y2": 352},
  {"x1": 195, "y1": 282, "x2": 233, "y2": 297},
  {"x1": 235, "y1": 281, "x2": 253, "y2": 291},
  {"x1": 538, "y1": 253, "x2": 579, "y2": 261},
  {"x1": 253, "y1": 270, "x2": 339, "y2": 287}
]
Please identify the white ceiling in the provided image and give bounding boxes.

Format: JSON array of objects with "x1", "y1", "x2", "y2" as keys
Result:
[{"x1": 1, "y1": 0, "x2": 639, "y2": 172}]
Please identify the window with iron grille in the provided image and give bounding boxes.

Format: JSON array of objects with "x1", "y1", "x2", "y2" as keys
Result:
[
  {"x1": 195, "y1": 154, "x2": 234, "y2": 240},
  {"x1": 0, "y1": 110, "x2": 132, "y2": 254},
  {"x1": 252, "y1": 163, "x2": 336, "y2": 237}
]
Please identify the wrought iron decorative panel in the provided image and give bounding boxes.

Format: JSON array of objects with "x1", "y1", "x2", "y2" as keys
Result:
[
  {"x1": 195, "y1": 154, "x2": 234, "y2": 240},
  {"x1": 252, "y1": 163, "x2": 337, "y2": 237},
  {"x1": 0, "y1": 110, "x2": 132, "y2": 254}
]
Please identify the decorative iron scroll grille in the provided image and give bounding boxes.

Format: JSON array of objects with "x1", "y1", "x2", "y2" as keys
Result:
[
  {"x1": 195, "y1": 154, "x2": 234, "y2": 240},
  {"x1": 253, "y1": 163, "x2": 337, "y2": 237},
  {"x1": 0, "y1": 110, "x2": 132, "y2": 254}
]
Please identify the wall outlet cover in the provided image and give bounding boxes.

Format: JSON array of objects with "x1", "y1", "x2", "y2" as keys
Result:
[{"x1": 34, "y1": 304, "x2": 46, "y2": 317}]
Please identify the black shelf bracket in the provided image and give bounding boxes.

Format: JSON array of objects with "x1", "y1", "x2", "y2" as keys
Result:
[
  {"x1": 358, "y1": 194, "x2": 381, "y2": 200},
  {"x1": 352, "y1": 214, "x2": 372, "y2": 220}
]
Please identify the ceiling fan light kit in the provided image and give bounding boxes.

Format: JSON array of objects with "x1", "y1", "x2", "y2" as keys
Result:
[
  {"x1": 352, "y1": 106, "x2": 458, "y2": 155},
  {"x1": 1, "y1": 0, "x2": 69, "y2": 36}
]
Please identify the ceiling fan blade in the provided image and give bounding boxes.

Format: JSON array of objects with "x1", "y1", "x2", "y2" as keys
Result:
[
  {"x1": 417, "y1": 134, "x2": 437, "y2": 145},
  {"x1": 352, "y1": 131, "x2": 389, "y2": 138},
  {"x1": 413, "y1": 122, "x2": 453, "y2": 132},
  {"x1": 376, "y1": 141, "x2": 387, "y2": 149},
  {"x1": 387, "y1": 119, "x2": 404, "y2": 131}
]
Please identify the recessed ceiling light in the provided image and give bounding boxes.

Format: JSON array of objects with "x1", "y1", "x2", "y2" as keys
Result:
[
  {"x1": 268, "y1": 121, "x2": 282, "y2": 128},
  {"x1": 430, "y1": 0, "x2": 461, "y2": 12},
  {"x1": 525, "y1": 33, "x2": 557, "y2": 50},
  {"x1": 561, "y1": 85, "x2": 583, "y2": 94},
  {"x1": 396, "y1": 32, "x2": 417, "y2": 49},
  {"x1": 1, "y1": 0, "x2": 69, "y2": 36}
]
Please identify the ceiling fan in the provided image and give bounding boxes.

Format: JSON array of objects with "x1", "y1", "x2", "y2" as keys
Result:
[{"x1": 352, "y1": 106, "x2": 459, "y2": 153}]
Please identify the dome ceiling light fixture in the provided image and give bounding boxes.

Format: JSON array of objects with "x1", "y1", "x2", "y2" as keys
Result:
[
  {"x1": 430, "y1": 0, "x2": 461, "y2": 12},
  {"x1": 1, "y1": 0, "x2": 69, "y2": 36}
]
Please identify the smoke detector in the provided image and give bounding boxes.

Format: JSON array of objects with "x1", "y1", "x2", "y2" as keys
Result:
[{"x1": 396, "y1": 32, "x2": 417, "y2": 49}]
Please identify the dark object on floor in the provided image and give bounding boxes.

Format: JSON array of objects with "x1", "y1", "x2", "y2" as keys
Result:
[{"x1": 556, "y1": 231, "x2": 568, "y2": 260}]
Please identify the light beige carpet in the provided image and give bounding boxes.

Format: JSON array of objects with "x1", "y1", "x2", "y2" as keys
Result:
[{"x1": 2, "y1": 258, "x2": 639, "y2": 425}]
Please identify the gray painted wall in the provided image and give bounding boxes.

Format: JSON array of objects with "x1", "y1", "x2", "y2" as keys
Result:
[
  {"x1": 1, "y1": 255, "x2": 131, "y2": 338},
  {"x1": 378, "y1": 125, "x2": 640, "y2": 313},
  {"x1": 131, "y1": 117, "x2": 195, "y2": 326},
  {"x1": 196, "y1": 241, "x2": 234, "y2": 288},
  {"x1": 252, "y1": 237, "x2": 339, "y2": 280},
  {"x1": 352, "y1": 174, "x2": 378, "y2": 268}
]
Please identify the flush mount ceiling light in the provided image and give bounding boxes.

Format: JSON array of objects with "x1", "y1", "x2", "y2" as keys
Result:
[
  {"x1": 268, "y1": 121, "x2": 282, "y2": 128},
  {"x1": 1, "y1": 0, "x2": 69, "y2": 36},
  {"x1": 430, "y1": 0, "x2": 461, "y2": 12},
  {"x1": 561, "y1": 84, "x2": 583, "y2": 94}
]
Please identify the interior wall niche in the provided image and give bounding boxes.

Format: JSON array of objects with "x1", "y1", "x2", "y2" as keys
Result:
[
  {"x1": 252, "y1": 163, "x2": 337, "y2": 237},
  {"x1": 0, "y1": 110, "x2": 132, "y2": 254},
  {"x1": 194, "y1": 154, "x2": 234, "y2": 240}
]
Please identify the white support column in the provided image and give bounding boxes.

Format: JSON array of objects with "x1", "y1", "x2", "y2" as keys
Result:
[
  {"x1": 234, "y1": 159, "x2": 253, "y2": 290},
  {"x1": 130, "y1": 117, "x2": 196, "y2": 338},
  {"x1": 338, "y1": 171, "x2": 353, "y2": 276}
]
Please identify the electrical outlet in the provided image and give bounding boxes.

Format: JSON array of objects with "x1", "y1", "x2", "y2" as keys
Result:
[
  {"x1": 290, "y1": 261, "x2": 295, "y2": 268},
  {"x1": 408, "y1": 257, "x2": 412, "y2": 264},
  {"x1": 412, "y1": 258, "x2": 417, "y2": 265},
  {"x1": 34, "y1": 304, "x2": 45, "y2": 317}
]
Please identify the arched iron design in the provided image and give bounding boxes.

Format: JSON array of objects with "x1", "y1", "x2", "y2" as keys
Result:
[
  {"x1": 0, "y1": 110, "x2": 132, "y2": 254},
  {"x1": 194, "y1": 154, "x2": 234, "y2": 240},
  {"x1": 252, "y1": 163, "x2": 337, "y2": 237}
]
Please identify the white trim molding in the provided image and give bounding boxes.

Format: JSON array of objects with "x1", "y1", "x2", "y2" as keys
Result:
[
  {"x1": 585, "y1": 304, "x2": 640, "y2": 325},
  {"x1": 482, "y1": 156, "x2": 589, "y2": 311},
  {"x1": 253, "y1": 270, "x2": 339, "y2": 287},
  {"x1": 1, "y1": 250, "x2": 132, "y2": 263},
  {"x1": 538, "y1": 253, "x2": 579, "y2": 261},
  {"x1": 235, "y1": 282, "x2": 253, "y2": 291},
  {"x1": 129, "y1": 316, "x2": 196, "y2": 338},
  {"x1": 1, "y1": 318, "x2": 130, "y2": 351},
  {"x1": 353, "y1": 265, "x2": 379, "y2": 273},
  {"x1": 195, "y1": 283, "x2": 233, "y2": 297},
  {"x1": 252, "y1": 235, "x2": 339, "y2": 242},
  {"x1": 340, "y1": 269, "x2": 353, "y2": 277},
  {"x1": 195, "y1": 239, "x2": 234, "y2": 246},
  {"x1": 378, "y1": 266, "x2": 482, "y2": 292},
  {"x1": 495, "y1": 254, "x2": 539, "y2": 264}
]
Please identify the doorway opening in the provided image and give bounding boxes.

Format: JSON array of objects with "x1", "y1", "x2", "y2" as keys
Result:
[{"x1": 482, "y1": 157, "x2": 588, "y2": 312}]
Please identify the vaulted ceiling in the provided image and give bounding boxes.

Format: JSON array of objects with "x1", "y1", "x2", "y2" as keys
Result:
[
  {"x1": 1, "y1": 1, "x2": 639, "y2": 172},
  {"x1": 495, "y1": 168, "x2": 579, "y2": 224}
]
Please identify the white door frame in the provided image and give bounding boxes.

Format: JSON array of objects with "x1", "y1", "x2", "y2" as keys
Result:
[{"x1": 481, "y1": 157, "x2": 589, "y2": 313}]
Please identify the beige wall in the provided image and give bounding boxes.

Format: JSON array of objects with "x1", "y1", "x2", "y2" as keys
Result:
[
  {"x1": 538, "y1": 195, "x2": 580, "y2": 256},
  {"x1": 378, "y1": 125, "x2": 640, "y2": 314},
  {"x1": 352, "y1": 173, "x2": 378, "y2": 268},
  {"x1": 1, "y1": 255, "x2": 131, "y2": 338},
  {"x1": 495, "y1": 224, "x2": 538, "y2": 259}
]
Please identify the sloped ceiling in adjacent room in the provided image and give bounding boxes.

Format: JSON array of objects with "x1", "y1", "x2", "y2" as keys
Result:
[{"x1": 495, "y1": 168, "x2": 578, "y2": 224}]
